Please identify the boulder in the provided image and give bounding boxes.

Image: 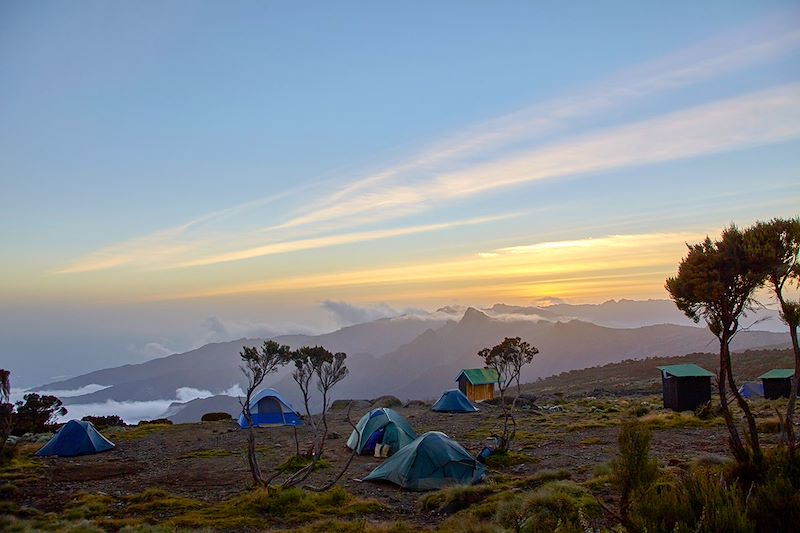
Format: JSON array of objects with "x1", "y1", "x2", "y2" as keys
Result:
[{"x1": 371, "y1": 395, "x2": 402, "y2": 408}]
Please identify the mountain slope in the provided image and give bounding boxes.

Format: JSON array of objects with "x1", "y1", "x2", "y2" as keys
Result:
[{"x1": 35, "y1": 308, "x2": 789, "y2": 410}]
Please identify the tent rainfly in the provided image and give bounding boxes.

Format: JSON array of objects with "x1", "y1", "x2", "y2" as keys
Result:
[
  {"x1": 432, "y1": 389, "x2": 479, "y2": 413},
  {"x1": 238, "y1": 388, "x2": 303, "y2": 428},
  {"x1": 36, "y1": 420, "x2": 115, "y2": 457},
  {"x1": 347, "y1": 408, "x2": 417, "y2": 455},
  {"x1": 364, "y1": 431, "x2": 486, "y2": 491},
  {"x1": 758, "y1": 369, "x2": 794, "y2": 400},
  {"x1": 455, "y1": 368, "x2": 500, "y2": 403},
  {"x1": 657, "y1": 364, "x2": 714, "y2": 412}
]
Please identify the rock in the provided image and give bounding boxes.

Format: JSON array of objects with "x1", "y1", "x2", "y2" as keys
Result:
[
  {"x1": 371, "y1": 395, "x2": 402, "y2": 408},
  {"x1": 327, "y1": 432, "x2": 341, "y2": 440},
  {"x1": 330, "y1": 399, "x2": 372, "y2": 412},
  {"x1": 403, "y1": 400, "x2": 429, "y2": 408}
]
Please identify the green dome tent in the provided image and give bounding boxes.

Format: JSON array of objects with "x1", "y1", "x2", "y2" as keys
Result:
[
  {"x1": 346, "y1": 407, "x2": 416, "y2": 455},
  {"x1": 364, "y1": 431, "x2": 486, "y2": 491}
]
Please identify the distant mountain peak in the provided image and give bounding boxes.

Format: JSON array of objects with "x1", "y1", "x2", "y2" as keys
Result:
[{"x1": 460, "y1": 307, "x2": 490, "y2": 323}]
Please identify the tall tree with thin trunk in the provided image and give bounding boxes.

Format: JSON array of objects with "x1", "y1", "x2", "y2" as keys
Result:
[
  {"x1": 666, "y1": 226, "x2": 764, "y2": 466},
  {"x1": 239, "y1": 340, "x2": 290, "y2": 487},
  {"x1": 478, "y1": 337, "x2": 539, "y2": 452},
  {"x1": 283, "y1": 346, "x2": 348, "y2": 488},
  {"x1": 315, "y1": 351, "x2": 348, "y2": 455},
  {"x1": 288, "y1": 346, "x2": 326, "y2": 457},
  {"x1": 745, "y1": 217, "x2": 800, "y2": 454}
]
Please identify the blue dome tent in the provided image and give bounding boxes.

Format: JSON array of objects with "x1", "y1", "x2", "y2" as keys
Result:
[
  {"x1": 238, "y1": 388, "x2": 303, "y2": 428},
  {"x1": 347, "y1": 408, "x2": 416, "y2": 455},
  {"x1": 432, "y1": 389, "x2": 479, "y2": 413},
  {"x1": 738, "y1": 382, "x2": 764, "y2": 399},
  {"x1": 36, "y1": 420, "x2": 115, "y2": 457},
  {"x1": 364, "y1": 431, "x2": 486, "y2": 491}
]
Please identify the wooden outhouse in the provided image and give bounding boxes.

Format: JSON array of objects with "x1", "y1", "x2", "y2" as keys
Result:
[
  {"x1": 759, "y1": 369, "x2": 794, "y2": 400},
  {"x1": 657, "y1": 364, "x2": 714, "y2": 412},
  {"x1": 455, "y1": 368, "x2": 500, "y2": 403}
]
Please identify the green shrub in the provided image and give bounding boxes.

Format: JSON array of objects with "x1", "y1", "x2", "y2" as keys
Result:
[
  {"x1": 513, "y1": 469, "x2": 572, "y2": 490},
  {"x1": 64, "y1": 493, "x2": 113, "y2": 520},
  {"x1": 611, "y1": 417, "x2": 659, "y2": 524},
  {"x1": 694, "y1": 401, "x2": 715, "y2": 420},
  {"x1": 179, "y1": 449, "x2": 236, "y2": 459},
  {"x1": 747, "y1": 475, "x2": 800, "y2": 533},
  {"x1": 81, "y1": 415, "x2": 126, "y2": 429},
  {"x1": 494, "y1": 495, "x2": 527, "y2": 533},
  {"x1": 0, "y1": 482, "x2": 18, "y2": 497},
  {"x1": 137, "y1": 418, "x2": 172, "y2": 426},
  {"x1": 484, "y1": 451, "x2": 536, "y2": 468},
  {"x1": 632, "y1": 468, "x2": 753, "y2": 533},
  {"x1": 631, "y1": 478, "x2": 693, "y2": 532},
  {"x1": 419, "y1": 484, "x2": 495, "y2": 514},
  {"x1": 756, "y1": 417, "x2": 781, "y2": 434},
  {"x1": 519, "y1": 480, "x2": 601, "y2": 533}
]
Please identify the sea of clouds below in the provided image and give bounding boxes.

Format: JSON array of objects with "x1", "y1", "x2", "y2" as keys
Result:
[{"x1": 10, "y1": 384, "x2": 245, "y2": 425}]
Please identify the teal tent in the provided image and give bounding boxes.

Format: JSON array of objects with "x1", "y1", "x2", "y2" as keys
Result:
[
  {"x1": 346, "y1": 408, "x2": 416, "y2": 455},
  {"x1": 432, "y1": 389, "x2": 479, "y2": 413},
  {"x1": 364, "y1": 431, "x2": 486, "y2": 491},
  {"x1": 36, "y1": 420, "x2": 115, "y2": 457}
]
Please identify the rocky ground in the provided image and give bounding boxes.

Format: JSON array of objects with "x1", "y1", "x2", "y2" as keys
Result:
[{"x1": 4, "y1": 391, "x2": 789, "y2": 532}]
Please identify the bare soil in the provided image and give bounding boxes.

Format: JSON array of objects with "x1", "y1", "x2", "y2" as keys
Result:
[{"x1": 9, "y1": 393, "x2": 782, "y2": 531}]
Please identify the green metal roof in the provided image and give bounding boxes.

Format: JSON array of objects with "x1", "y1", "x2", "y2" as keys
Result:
[
  {"x1": 456, "y1": 368, "x2": 500, "y2": 385},
  {"x1": 758, "y1": 369, "x2": 795, "y2": 380},
  {"x1": 657, "y1": 364, "x2": 715, "y2": 378}
]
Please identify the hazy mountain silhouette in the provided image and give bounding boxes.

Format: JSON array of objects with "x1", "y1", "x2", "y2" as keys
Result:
[{"x1": 33, "y1": 302, "x2": 789, "y2": 420}]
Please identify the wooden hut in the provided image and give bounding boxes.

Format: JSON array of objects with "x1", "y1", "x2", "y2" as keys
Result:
[
  {"x1": 657, "y1": 364, "x2": 714, "y2": 412},
  {"x1": 758, "y1": 369, "x2": 794, "y2": 400},
  {"x1": 455, "y1": 368, "x2": 500, "y2": 403}
]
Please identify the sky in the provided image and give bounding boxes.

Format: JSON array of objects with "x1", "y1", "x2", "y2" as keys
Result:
[{"x1": 1, "y1": 1, "x2": 799, "y2": 385}]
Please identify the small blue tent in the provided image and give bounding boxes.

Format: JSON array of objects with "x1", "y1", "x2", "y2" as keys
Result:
[
  {"x1": 36, "y1": 420, "x2": 115, "y2": 457},
  {"x1": 432, "y1": 389, "x2": 479, "y2": 413},
  {"x1": 738, "y1": 382, "x2": 764, "y2": 399},
  {"x1": 347, "y1": 408, "x2": 416, "y2": 455},
  {"x1": 364, "y1": 431, "x2": 486, "y2": 491},
  {"x1": 238, "y1": 388, "x2": 303, "y2": 428}
]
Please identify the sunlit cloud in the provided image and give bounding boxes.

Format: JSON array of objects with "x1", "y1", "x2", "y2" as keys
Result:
[{"x1": 151, "y1": 232, "x2": 703, "y2": 302}]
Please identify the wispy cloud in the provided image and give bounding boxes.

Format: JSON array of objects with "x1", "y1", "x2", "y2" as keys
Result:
[
  {"x1": 151, "y1": 231, "x2": 703, "y2": 302},
  {"x1": 276, "y1": 19, "x2": 800, "y2": 230},
  {"x1": 171, "y1": 214, "x2": 520, "y2": 268},
  {"x1": 56, "y1": 17, "x2": 800, "y2": 276}
]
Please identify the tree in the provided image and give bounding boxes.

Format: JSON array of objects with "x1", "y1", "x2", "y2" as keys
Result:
[
  {"x1": 283, "y1": 346, "x2": 348, "y2": 488},
  {"x1": 745, "y1": 217, "x2": 800, "y2": 453},
  {"x1": 238, "y1": 340, "x2": 290, "y2": 487},
  {"x1": 478, "y1": 337, "x2": 539, "y2": 452},
  {"x1": 665, "y1": 226, "x2": 763, "y2": 466},
  {"x1": 0, "y1": 369, "x2": 13, "y2": 464},
  {"x1": 12, "y1": 393, "x2": 67, "y2": 435},
  {"x1": 315, "y1": 351, "x2": 348, "y2": 456}
]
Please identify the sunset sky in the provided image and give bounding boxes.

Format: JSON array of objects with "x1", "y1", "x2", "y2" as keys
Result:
[{"x1": 1, "y1": 1, "x2": 799, "y2": 384}]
